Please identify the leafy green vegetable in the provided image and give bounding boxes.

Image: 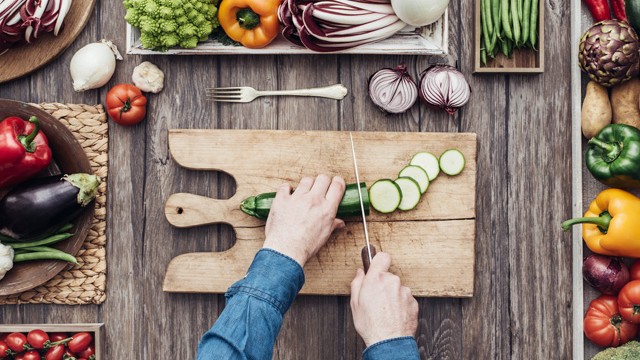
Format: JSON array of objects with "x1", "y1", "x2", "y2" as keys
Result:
[
  {"x1": 592, "y1": 341, "x2": 640, "y2": 360},
  {"x1": 124, "y1": 0, "x2": 220, "y2": 51}
]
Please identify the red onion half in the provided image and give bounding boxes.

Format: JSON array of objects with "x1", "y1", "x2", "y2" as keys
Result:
[
  {"x1": 419, "y1": 65, "x2": 471, "y2": 115},
  {"x1": 583, "y1": 254, "x2": 630, "y2": 295},
  {"x1": 368, "y1": 64, "x2": 418, "y2": 114}
]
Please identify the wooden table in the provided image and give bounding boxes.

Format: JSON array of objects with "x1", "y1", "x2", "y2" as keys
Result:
[{"x1": 0, "y1": 0, "x2": 573, "y2": 358}]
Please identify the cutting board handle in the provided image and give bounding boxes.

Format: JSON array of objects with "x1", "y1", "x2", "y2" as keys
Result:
[{"x1": 165, "y1": 193, "x2": 259, "y2": 228}]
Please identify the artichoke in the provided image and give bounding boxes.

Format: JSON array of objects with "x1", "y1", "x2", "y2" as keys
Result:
[{"x1": 579, "y1": 20, "x2": 640, "y2": 88}]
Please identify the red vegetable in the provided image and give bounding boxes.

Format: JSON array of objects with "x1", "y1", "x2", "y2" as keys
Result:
[
  {"x1": 45, "y1": 344, "x2": 65, "y2": 360},
  {"x1": 5, "y1": 332, "x2": 28, "y2": 352},
  {"x1": 584, "y1": 295, "x2": 638, "y2": 347},
  {"x1": 49, "y1": 333, "x2": 68, "y2": 343},
  {"x1": 21, "y1": 350, "x2": 40, "y2": 360},
  {"x1": 612, "y1": 0, "x2": 628, "y2": 21},
  {"x1": 0, "y1": 340, "x2": 12, "y2": 359},
  {"x1": 75, "y1": 344, "x2": 94, "y2": 359},
  {"x1": 105, "y1": 84, "x2": 147, "y2": 126},
  {"x1": 583, "y1": 0, "x2": 612, "y2": 22},
  {"x1": 630, "y1": 260, "x2": 640, "y2": 280},
  {"x1": 583, "y1": 254, "x2": 630, "y2": 295},
  {"x1": 26, "y1": 329, "x2": 49, "y2": 349},
  {"x1": 67, "y1": 333, "x2": 92, "y2": 353},
  {"x1": 619, "y1": 280, "x2": 640, "y2": 323}
]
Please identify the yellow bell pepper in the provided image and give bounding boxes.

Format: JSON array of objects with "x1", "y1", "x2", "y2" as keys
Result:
[
  {"x1": 218, "y1": 0, "x2": 280, "y2": 49},
  {"x1": 562, "y1": 189, "x2": 640, "y2": 258}
]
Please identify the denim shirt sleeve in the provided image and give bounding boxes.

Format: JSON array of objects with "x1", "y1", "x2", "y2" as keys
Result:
[
  {"x1": 196, "y1": 248, "x2": 305, "y2": 360},
  {"x1": 363, "y1": 336, "x2": 420, "y2": 360}
]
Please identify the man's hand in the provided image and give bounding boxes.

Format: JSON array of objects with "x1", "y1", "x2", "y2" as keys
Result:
[
  {"x1": 350, "y1": 252, "x2": 419, "y2": 347},
  {"x1": 263, "y1": 175, "x2": 346, "y2": 267}
]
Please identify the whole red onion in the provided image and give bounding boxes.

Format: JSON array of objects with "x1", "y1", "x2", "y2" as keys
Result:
[{"x1": 583, "y1": 254, "x2": 630, "y2": 295}]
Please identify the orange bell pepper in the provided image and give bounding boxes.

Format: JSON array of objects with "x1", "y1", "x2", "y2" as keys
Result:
[
  {"x1": 562, "y1": 189, "x2": 640, "y2": 257},
  {"x1": 218, "y1": 0, "x2": 280, "y2": 49}
]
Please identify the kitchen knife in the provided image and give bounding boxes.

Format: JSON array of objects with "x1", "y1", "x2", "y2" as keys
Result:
[{"x1": 349, "y1": 133, "x2": 377, "y2": 273}]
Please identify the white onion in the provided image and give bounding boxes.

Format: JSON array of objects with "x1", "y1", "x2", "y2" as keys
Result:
[
  {"x1": 368, "y1": 64, "x2": 418, "y2": 114},
  {"x1": 419, "y1": 65, "x2": 470, "y2": 115},
  {"x1": 70, "y1": 39, "x2": 122, "y2": 92}
]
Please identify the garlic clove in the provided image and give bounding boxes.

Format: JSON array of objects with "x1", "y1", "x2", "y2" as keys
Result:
[{"x1": 132, "y1": 61, "x2": 165, "y2": 93}]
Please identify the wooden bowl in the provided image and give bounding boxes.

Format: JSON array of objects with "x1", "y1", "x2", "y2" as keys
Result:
[{"x1": 0, "y1": 99, "x2": 94, "y2": 296}]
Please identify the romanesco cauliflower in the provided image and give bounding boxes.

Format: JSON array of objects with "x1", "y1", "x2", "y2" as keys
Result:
[{"x1": 124, "y1": 0, "x2": 219, "y2": 51}]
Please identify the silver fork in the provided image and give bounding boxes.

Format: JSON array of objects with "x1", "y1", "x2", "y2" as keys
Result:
[{"x1": 206, "y1": 84, "x2": 348, "y2": 103}]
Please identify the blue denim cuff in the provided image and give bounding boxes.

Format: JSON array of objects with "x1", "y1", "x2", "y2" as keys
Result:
[
  {"x1": 363, "y1": 336, "x2": 420, "y2": 360},
  {"x1": 226, "y1": 248, "x2": 305, "y2": 315}
]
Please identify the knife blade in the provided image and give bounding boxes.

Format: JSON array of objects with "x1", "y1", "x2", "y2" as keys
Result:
[{"x1": 349, "y1": 132, "x2": 376, "y2": 273}]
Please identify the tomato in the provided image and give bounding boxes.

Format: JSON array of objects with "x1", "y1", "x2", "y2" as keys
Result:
[
  {"x1": 0, "y1": 334, "x2": 8, "y2": 342},
  {"x1": 105, "y1": 84, "x2": 147, "y2": 126},
  {"x1": 76, "y1": 344, "x2": 94, "y2": 358},
  {"x1": 21, "y1": 350, "x2": 41, "y2": 360},
  {"x1": 63, "y1": 348, "x2": 76, "y2": 358},
  {"x1": 27, "y1": 329, "x2": 49, "y2": 349},
  {"x1": 49, "y1": 333, "x2": 69, "y2": 343},
  {"x1": 67, "y1": 332, "x2": 92, "y2": 353},
  {"x1": 619, "y1": 280, "x2": 640, "y2": 323},
  {"x1": 630, "y1": 260, "x2": 640, "y2": 280},
  {"x1": 45, "y1": 344, "x2": 65, "y2": 360},
  {"x1": 0, "y1": 340, "x2": 12, "y2": 359},
  {"x1": 5, "y1": 332, "x2": 28, "y2": 352},
  {"x1": 584, "y1": 294, "x2": 638, "y2": 347}
]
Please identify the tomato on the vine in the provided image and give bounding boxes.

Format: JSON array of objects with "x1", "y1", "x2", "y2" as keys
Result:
[
  {"x1": 21, "y1": 350, "x2": 41, "y2": 360},
  {"x1": 67, "y1": 332, "x2": 92, "y2": 353},
  {"x1": 49, "y1": 333, "x2": 69, "y2": 343},
  {"x1": 45, "y1": 344, "x2": 65, "y2": 360},
  {"x1": 5, "y1": 332, "x2": 28, "y2": 352},
  {"x1": 0, "y1": 340, "x2": 12, "y2": 359},
  {"x1": 105, "y1": 84, "x2": 147, "y2": 126},
  {"x1": 76, "y1": 344, "x2": 95, "y2": 359},
  {"x1": 63, "y1": 348, "x2": 76, "y2": 358},
  {"x1": 27, "y1": 329, "x2": 49, "y2": 349},
  {"x1": 584, "y1": 295, "x2": 638, "y2": 347}
]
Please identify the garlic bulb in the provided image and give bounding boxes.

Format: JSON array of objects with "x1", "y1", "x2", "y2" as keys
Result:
[
  {"x1": 132, "y1": 62, "x2": 165, "y2": 93},
  {"x1": 70, "y1": 40, "x2": 123, "y2": 92}
]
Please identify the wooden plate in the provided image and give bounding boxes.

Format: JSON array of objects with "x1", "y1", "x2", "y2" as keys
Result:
[
  {"x1": 0, "y1": 0, "x2": 97, "y2": 84},
  {"x1": 0, "y1": 99, "x2": 94, "y2": 296}
]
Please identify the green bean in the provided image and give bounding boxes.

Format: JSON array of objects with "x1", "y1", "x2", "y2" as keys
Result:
[
  {"x1": 511, "y1": 0, "x2": 520, "y2": 46},
  {"x1": 529, "y1": 0, "x2": 538, "y2": 49},
  {"x1": 10, "y1": 233, "x2": 74, "y2": 249},
  {"x1": 482, "y1": 0, "x2": 492, "y2": 53},
  {"x1": 501, "y1": 0, "x2": 513, "y2": 40},
  {"x1": 0, "y1": 224, "x2": 73, "y2": 244},
  {"x1": 485, "y1": 0, "x2": 494, "y2": 36},
  {"x1": 492, "y1": 0, "x2": 501, "y2": 33},
  {"x1": 517, "y1": 0, "x2": 523, "y2": 24},
  {"x1": 522, "y1": 0, "x2": 530, "y2": 45},
  {"x1": 502, "y1": 38, "x2": 509, "y2": 56},
  {"x1": 12, "y1": 249, "x2": 30, "y2": 256},
  {"x1": 14, "y1": 250, "x2": 78, "y2": 264},
  {"x1": 56, "y1": 223, "x2": 74, "y2": 233}
]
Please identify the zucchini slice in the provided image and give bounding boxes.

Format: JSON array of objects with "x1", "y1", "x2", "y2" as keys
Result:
[
  {"x1": 398, "y1": 165, "x2": 429, "y2": 194},
  {"x1": 369, "y1": 179, "x2": 402, "y2": 214},
  {"x1": 394, "y1": 177, "x2": 422, "y2": 211},
  {"x1": 410, "y1": 152, "x2": 440, "y2": 181},
  {"x1": 439, "y1": 149, "x2": 466, "y2": 176}
]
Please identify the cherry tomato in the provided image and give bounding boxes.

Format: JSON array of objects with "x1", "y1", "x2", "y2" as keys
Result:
[
  {"x1": 105, "y1": 84, "x2": 147, "y2": 126},
  {"x1": 45, "y1": 344, "x2": 65, "y2": 360},
  {"x1": 67, "y1": 332, "x2": 92, "y2": 353},
  {"x1": 0, "y1": 334, "x2": 8, "y2": 342},
  {"x1": 21, "y1": 350, "x2": 41, "y2": 360},
  {"x1": 26, "y1": 329, "x2": 49, "y2": 349},
  {"x1": 14, "y1": 354, "x2": 25, "y2": 360},
  {"x1": 49, "y1": 333, "x2": 69, "y2": 343},
  {"x1": 584, "y1": 294, "x2": 638, "y2": 347},
  {"x1": 5, "y1": 332, "x2": 28, "y2": 352},
  {"x1": 76, "y1": 344, "x2": 94, "y2": 358},
  {"x1": 0, "y1": 340, "x2": 12, "y2": 359},
  {"x1": 64, "y1": 348, "x2": 76, "y2": 359}
]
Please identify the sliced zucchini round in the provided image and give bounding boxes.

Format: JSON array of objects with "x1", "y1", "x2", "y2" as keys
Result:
[
  {"x1": 398, "y1": 165, "x2": 429, "y2": 194},
  {"x1": 439, "y1": 149, "x2": 466, "y2": 176},
  {"x1": 410, "y1": 152, "x2": 440, "y2": 181},
  {"x1": 394, "y1": 177, "x2": 421, "y2": 211},
  {"x1": 369, "y1": 179, "x2": 402, "y2": 214}
]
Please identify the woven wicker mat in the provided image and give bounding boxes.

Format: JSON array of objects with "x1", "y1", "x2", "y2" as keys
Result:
[{"x1": 0, "y1": 103, "x2": 108, "y2": 305}]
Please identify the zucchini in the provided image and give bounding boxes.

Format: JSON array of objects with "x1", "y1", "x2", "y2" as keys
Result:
[
  {"x1": 240, "y1": 182, "x2": 369, "y2": 220},
  {"x1": 410, "y1": 152, "x2": 440, "y2": 181},
  {"x1": 439, "y1": 149, "x2": 466, "y2": 176},
  {"x1": 394, "y1": 177, "x2": 422, "y2": 211},
  {"x1": 398, "y1": 165, "x2": 429, "y2": 194},
  {"x1": 369, "y1": 179, "x2": 402, "y2": 214}
]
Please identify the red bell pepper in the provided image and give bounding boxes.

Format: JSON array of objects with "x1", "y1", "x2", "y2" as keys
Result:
[
  {"x1": 612, "y1": 0, "x2": 628, "y2": 22},
  {"x1": 0, "y1": 116, "x2": 52, "y2": 188},
  {"x1": 584, "y1": 0, "x2": 612, "y2": 22}
]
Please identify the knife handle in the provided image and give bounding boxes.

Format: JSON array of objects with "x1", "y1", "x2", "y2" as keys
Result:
[{"x1": 361, "y1": 246, "x2": 377, "y2": 274}]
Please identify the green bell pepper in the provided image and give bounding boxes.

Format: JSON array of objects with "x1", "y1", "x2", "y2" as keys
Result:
[
  {"x1": 627, "y1": 0, "x2": 640, "y2": 34},
  {"x1": 586, "y1": 124, "x2": 640, "y2": 189}
]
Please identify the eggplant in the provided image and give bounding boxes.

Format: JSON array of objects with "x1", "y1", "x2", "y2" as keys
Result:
[{"x1": 0, "y1": 173, "x2": 100, "y2": 241}]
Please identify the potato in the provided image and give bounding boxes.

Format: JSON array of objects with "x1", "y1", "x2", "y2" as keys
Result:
[
  {"x1": 582, "y1": 81, "x2": 612, "y2": 138},
  {"x1": 611, "y1": 77, "x2": 640, "y2": 129}
]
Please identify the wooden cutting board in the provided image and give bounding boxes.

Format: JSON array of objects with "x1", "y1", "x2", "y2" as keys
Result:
[{"x1": 164, "y1": 130, "x2": 477, "y2": 297}]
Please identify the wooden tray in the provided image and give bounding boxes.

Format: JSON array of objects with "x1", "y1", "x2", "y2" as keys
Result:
[
  {"x1": 0, "y1": 323, "x2": 103, "y2": 359},
  {"x1": 126, "y1": 10, "x2": 448, "y2": 55},
  {"x1": 163, "y1": 130, "x2": 477, "y2": 298},
  {"x1": 473, "y1": 0, "x2": 544, "y2": 73},
  {"x1": 0, "y1": 100, "x2": 94, "y2": 296},
  {"x1": 0, "y1": 1, "x2": 96, "y2": 84}
]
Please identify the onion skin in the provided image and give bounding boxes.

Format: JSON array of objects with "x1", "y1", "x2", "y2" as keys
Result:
[
  {"x1": 583, "y1": 254, "x2": 630, "y2": 295},
  {"x1": 419, "y1": 65, "x2": 471, "y2": 115},
  {"x1": 368, "y1": 64, "x2": 418, "y2": 114}
]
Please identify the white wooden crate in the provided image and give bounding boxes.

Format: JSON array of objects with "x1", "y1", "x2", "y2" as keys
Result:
[{"x1": 126, "y1": 9, "x2": 448, "y2": 55}]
